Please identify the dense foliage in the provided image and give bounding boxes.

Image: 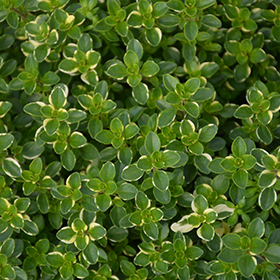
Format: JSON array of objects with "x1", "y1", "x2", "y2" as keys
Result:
[{"x1": 1, "y1": 0, "x2": 280, "y2": 279}]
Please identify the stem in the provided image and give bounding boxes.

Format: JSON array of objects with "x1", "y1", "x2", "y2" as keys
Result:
[
  {"x1": 257, "y1": 254, "x2": 280, "y2": 270},
  {"x1": 11, "y1": 7, "x2": 27, "y2": 20}
]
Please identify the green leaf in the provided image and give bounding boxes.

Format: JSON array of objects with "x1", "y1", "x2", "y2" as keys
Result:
[
  {"x1": 60, "y1": 197, "x2": 74, "y2": 214},
  {"x1": 127, "y1": 11, "x2": 143, "y2": 27},
  {"x1": 192, "y1": 194, "x2": 208, "y2": 214},
  {"x1": 259, "y1": 187, "x2": 277, "y2": 211},
  {"x1": 124, "y1": 51, "x2": 138, "y2": 69},
  {"x1": 58, "y1": 58, "x2": 78, "y2": 74},
  {"x1": 153, "y1": 187, "x2": 171, "y2": 204},
  {"x1": 95, "y1": 130, "x2": 113, "y2": 145},
  {"x1": 143, "y1": 222, "x2": 159, "y2": 240},
  {"x1": 198, "y1": 124, "x2": 218, "y2": 142},
  {"x1": 232, "y1": 137, "x2": 246, "y2": 158},
  {"x1": 0, "y1": 238, "x2": 15, "y2": 257},
  {"x1": 0, "y1": 34, "x2": 14, "y2": 51},
  {"x1": 242, "y1": 154, "x2": 256, "y2": 170},
  {"x1": 136, "y1": 191, "x2": 150, "y2": 210},
  {"x1": 145, "y1": 27, "x2": 162, "y2": 47},
  {"x1": 161, "y1": 250, "x2": 176, "y2": 263},
  {"x1": 235, "y1": 63, "x2": 251, "y2": 83},
  {"x1": 82, "y1": 242, "x2": 98, "y2": 264},
  {"x1": 259, "y1": 170, "x2": 276, "y2": 188},
  {"x1": 250, "y1": 237, "x2": 267, "y2": 254},
  {"x1": 50, "y1": 87, "x2": 66, "y2": 110},
  {"x1": 141, "y1": 61, "x2": 159, "y2": 77},
  {"x1": 88, "y1": 223, "x2": 106, "y2": 240},
  {"x1": 74, "y1": 263, "x2": 89, "y2": 278},
  {"x1": 220, "y1": 156, "x2": 236, "y2": 172},
  {"x1": 201, "y1": 15, "x2": 221, "y2": 28},
  {"x1": 23, "y1": 257, "x2": 36, "y2": 271},
  {"x1": 261, "y1": 155, "x2": 276, "y2": 171},
  {"x1": 186, "y1": 246, "x2": 204, "y2": 260},
  {"x1": 81, "y1": 70, "x2": 99, "y2": 86},
  {"x1": 178, "y1": 267, "x2": 190, "y2": 280},
  {"x1": 61, "y1": 149, "x2": 76, "y2": 171},
  {"x1": 1, "y1": 264, "x2": 16, "y2": 279},
  {"x1": 117, "y1": 183, "x2": 138, "y2": 200},
  {"x1": 152, "y1": 170, "x2": 169, "y2": 191},
  {"x1": 11, "y1": 214, "x2": 24, "y2": 228},
  {"x1": 60, "y1": 265, "x2": 74, "y2": 279},
  {"x1": 67, "y1": 109, "x2": 86, "y2": 123},
  {"x1": 130, "y1": 211, "x2": 142, "y2": 226},
  {"x1": 263, "y1": 244, "x2": 280, "y2": 263},
  {"x1": 250, "y1": 48, "x2": 266, "y2": 63},
  {"x1": 100, "y1": 162, "x2": 115, "y2": 182},
  {"x1": 88, "y1": 117, "x2": 103, "y2": 138},
  {"x1": 0, "y1": 80, "x2": 9, "y2": 93},
  {"x1": 191, "y1": 88, "x2": 213, "y2": 101},
  {"x1": 120, "y1": 260, "x2": 136, "y2": 276},
  {"x1": 137, "y1": 156, "x2": 153, "y2": 171},
  {"x1": 110, "y1": 119, "x2": 124, "y2": 137},
  {"x1": 132, "y1": 82, "x2": 149, "y2": 105},
  {"x1": 247, "y1": 217, "x2": 265, "y2": 239},
  {"x1": 184, "y1": 20, "x2": 198, "y2": 41},
  {"x1": 127, "y1": 73, "x2": 141, "y2": 87},
  {"x1": 15, "y1": 198, "x2": 30, "y2": 212},
  {"x1": 122, "y1": 164, "x2": 144, "y2": 181},
  {"x1": 41, "y1": 71, "x2": 60, "y2": 85},
  {"x1": 234, "y1": 105, "x2": 253, "y2": 119},
  {"x1": 22, "y1": 219, "x2": 39, "y2": 236},
  {"x1": 184, "y1": 102, "x2": 199, "y2": 118},
  {"x1": 118, "y1": 147, "x2": 133, "y2": 166},
  {"x1": 9, "y1": 77, "x2": 24, "y2": 91},
  {"x1": 0, "y1": 134, "x2": 14, "y2": 151},
  {"x1": 69, "y1": 132, "x2": 87, "y2": 148},
  {"x1": 2, "y1": 158, "x2": 22, "y2": 178},
  {"x1": 44, "y1": 118, "x2": 59, "y2": 136},
  {"x1": 25, "y1": 22, "x2": 40, "y2": 35},
  {"x1": 22, "y1": 142, "x2": 44, "y2": 160},
  {"x1": 124, "y1": 123, "x2": 139, "y2": 139},
  {"x1": 208, "y1": 158, "x2": 226, "y2": 174},
  {"x1": 194, "y1": 154, "x2": 212, "y2": 174},
  {"x1": 197, "y1": 224, "x2": 215, "y2": 241},
  {"x1": 158, "y1": 108, "x2": 177, "y2": 128},
  {"x1": 127, "y1": 39, "x2": 143, "y2": 60},
  {"x1": 238, "y1": 255, "x2": 257, "y2": 277},
  {"x1": 167, "y1": 0, "x2": 185, "y2": 11},
  {"x1": 196, "y1": 0, "x2": 216, "y2": 9},
  {"x1": 78, "y1": 33, "x2": 93, "y2": 53},
  {"x1": 158, "y1": 14, "x2": 179, "y2": 27},
  {"x1": 256, "y1": 124, "x2": 272, "y2": 145},
  {"x1": 233, "y1": 169, "x2": 248, "y2": 189},
  {"x1": 57, "y1": 227, "x2": 76, "y2": 243},
  {"x1": 96, "y1": 194, "x2": 111, "y2": 212},
  {"x1": 0, "y1": 101, "x2": 12, "y2": 118},
  {"x1": 218, "y1": 248, "x2": 244, "y2": 263},
  {"x1": 162, "y1": 150, "x2": 180, "y2": 167},
  {"x1": 163, "y1": 74, "x2": 179, "y2": 92},
  {"x1": 134, "y1": 252, "x2": 150, "y2": 267},
  {"x1": 145, "y1": 131, "x2": 161, "y2": 154},
  {"x1": 222, "y1": 233, "x2": 241, "y2": 249},
  {"x1": 72, "y1": 220, "x2": 87, "y2": 233},
  {"x1": 35, "y1": 239, "x2": 49, "y2": 254},
  {"x1": 34, "y1": 44, "x2": 50, "y2": 62},
  {"x1": 7, "y1": 11, "x2": 18, "y2": 29}
]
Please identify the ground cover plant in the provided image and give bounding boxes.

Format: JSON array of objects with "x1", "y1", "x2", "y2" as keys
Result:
[{"x1": 1, "y1": 0, "x2": 280, "y2": 279}]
